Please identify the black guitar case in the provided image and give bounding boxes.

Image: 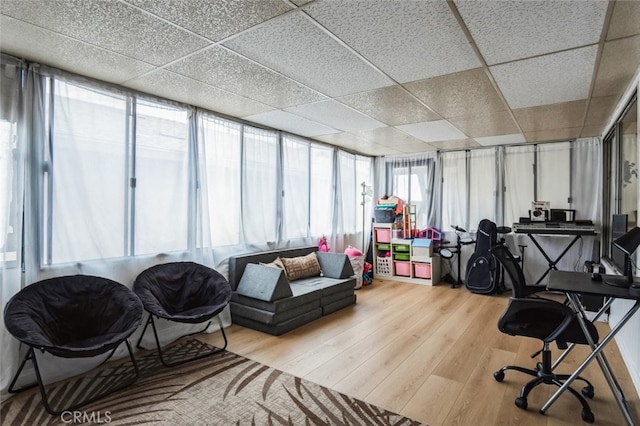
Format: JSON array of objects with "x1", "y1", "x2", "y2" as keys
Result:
[{"x1": 465, "y1": 219, "x2": 500, "y2": 294}]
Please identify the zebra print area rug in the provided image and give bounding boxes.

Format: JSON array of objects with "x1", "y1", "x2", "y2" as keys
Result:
[{"x1": 1, "y1": 339, "x2": 423, "y2": 425}]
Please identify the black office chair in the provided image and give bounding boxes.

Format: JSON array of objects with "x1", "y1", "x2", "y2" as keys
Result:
[{"x1": 490, "y1": 243, "x2": 599, "y2": 423}]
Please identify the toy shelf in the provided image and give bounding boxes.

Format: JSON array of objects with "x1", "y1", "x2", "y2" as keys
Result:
[{"x1": 372, "y1": 223, "x2": 441, "y2": 285}]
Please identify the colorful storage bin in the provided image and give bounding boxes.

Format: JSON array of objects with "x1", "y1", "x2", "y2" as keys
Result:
[
  {"x1": 375, "y1": 228, "x2": 391, "y2": 243},
  {"x1": 393, "y1": 253, "x2": 410, "y2": 261},
  {"x1": 412, "y1": 238, "x2": 433, "y2": 257},
  {"x1": 376, "y1": 256, "x2": 393, "y2": 275},
  {"x1": 394, "y1": 261, "x2": 411, "y2": 276},
  {"x1": 413, "y1": 262, "x2": 432, "y2": 279}
]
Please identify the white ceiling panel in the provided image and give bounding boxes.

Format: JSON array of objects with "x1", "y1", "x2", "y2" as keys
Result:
[
  {"x1": 285, "y1": 100, "x2": 386, "y2": 133},
  {"x1": 455, "y1": 0, "x2": 607, "y2": 65},
  {"x1": 1, "y1": 0, "x2": 636, "y2": 156},
  {"x1": 490, "y1": 45, "x2": 598, "y2": 109},
  {"x1": 124, "y1": 69, "x2": 274, "y2": 118},
  {"x1": 396, "y1": 120, "x2": 467, "y2": 143},
  {"x1": 1, "y1": 0, "x2": 210, "y2": 66},
  {"x1": 223, "y1": 12, "x2": 394, "y2": 97},
  {"x1": 304, "y1": 0, "x2": 481, "y2": 83},
  {"x1": 474, "y1": 133, "x2": 526, "y2": 146},
  {"x1": 166, "y1": 46, "x2": 326, "y2": 108},
  {"x1": 0, "y1": 16, "x2": 155, "y2": 84},
  {"x1": 244, "y1": 110, "x2": 340, "y2": 138},
  {"x1": 125, "y1": 0, "x2": 292, "y2": 41}
]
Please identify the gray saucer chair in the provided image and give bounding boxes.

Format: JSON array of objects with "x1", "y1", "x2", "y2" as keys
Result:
[
  {"x1": 4, "y1": 275, "x2": 143, "y2": 415},
  {"x1": 133, "y1": 261, "x2": 232, "y2": 367}
]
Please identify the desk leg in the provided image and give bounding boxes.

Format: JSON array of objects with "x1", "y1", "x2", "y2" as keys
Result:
[
  {"x1": 528, "y1": 234, "x2": 582, "y2": 285},
  {"x1": 551, "y1": 297, "x2": 614, "y2": 371},
  {"x1": 540, "y1": 299, "x2": 640, "y2": 426}
]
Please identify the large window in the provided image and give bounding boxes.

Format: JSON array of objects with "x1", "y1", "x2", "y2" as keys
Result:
[
  {"x1": 43, "y1": 80, "x2": 191, "y2": 264},
  {"x1": 386, "y1": 156, "x2": 435, "y2": 229},
  {"x1": 604, "y1": 94, "x2": 637, "y2": 267}
]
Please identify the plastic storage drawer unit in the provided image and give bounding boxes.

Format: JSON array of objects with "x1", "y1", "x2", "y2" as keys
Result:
[{"x1": 413, "y1": 262, "x2": 432, "y2": 279}]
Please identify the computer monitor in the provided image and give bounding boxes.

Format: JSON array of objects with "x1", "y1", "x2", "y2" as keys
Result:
[
  {"x1": 607, "y1": 217, "x2": 640, "y2": 288},
  {"x1": 611, "y1": 214, "x2": 628, "y2": 275}
]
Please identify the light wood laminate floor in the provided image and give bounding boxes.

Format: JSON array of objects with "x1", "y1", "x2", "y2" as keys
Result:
[{"x1": 201, "y1": 278, "x2": 640, "y2": 425}]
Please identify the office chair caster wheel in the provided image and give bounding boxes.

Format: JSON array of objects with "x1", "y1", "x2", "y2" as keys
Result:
[
  {"x1": 581, "y1": 385, "x2": 594, "y2": 399},
  {"x1": 581, "y1": 408, "x2": 595, "y2": 423},
  {"x1": 493, "y1": 371, "x2": 505, "y2": 382},
  {"x1": 515, "y1": 397, "x2": 528, "y2": 410}
]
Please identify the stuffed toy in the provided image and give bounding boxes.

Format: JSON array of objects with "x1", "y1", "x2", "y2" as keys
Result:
[
  {"x1": 318, "y1": 235, "x2": 330, "y2": 252},
  {"x1": 344, "y1": 245, "x2": 363, "y2": 257}
]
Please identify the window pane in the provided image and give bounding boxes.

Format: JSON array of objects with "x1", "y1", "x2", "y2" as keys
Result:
[
  {"x1": 0, "y1": 120, "x2": 17, "y2": 263},
  {"x1": 283, "y1": 135, "x2": 310, "y2": 240},
  {"x1": 469, "y1": 148, "x2": 497, "y2": 230},
  {"x1": 310, "y1": 145, "x2": 333, "y2": 236},
  {"x1": 134, "y1": 100, "x2": 189, "y2": 255},
  {"x1": 504, "y1": 146, "x2": 534, "y2": 226},
  {"x1": 538, "y1": 142, "x2": 570, "y2": 209},
  {"x1": 340, "y1": 152, "x2": 357, "y2": 233},
  {"x1": 620, "y1": 99, "x2": 637, "y2": 227},
  {"x1": 50, "y1": 81, "x2": 127, "y2": 263},
  {"x1": 242, "y1": 126, "x2": 278, "y2": 244},
  {"x1": 441, "y1": 151, "x2": 467, "y2": 231},
  {"x1": 199, "y1": 115, "x2": 241, "y2": 247}
]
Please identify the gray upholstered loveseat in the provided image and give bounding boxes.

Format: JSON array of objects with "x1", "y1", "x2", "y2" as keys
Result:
[{"x1": 228, "y1": 246, "x2": 356, "y2": 335}]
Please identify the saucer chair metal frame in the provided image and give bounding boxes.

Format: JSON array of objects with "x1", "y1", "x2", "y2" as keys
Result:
[
  {"x1": 133, "y1": 261, "x2": 232, "y2": 367},
  {"x1": 4, "y1": 275, "x2": 143, "y2": 415}
]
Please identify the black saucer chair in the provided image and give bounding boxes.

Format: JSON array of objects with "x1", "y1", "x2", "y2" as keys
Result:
[
  {"x1": 4, "y1": 275, "x2": 143, "y2": 415},
  {"x1": 490, "y1": 243, "x2": 599, "y2": 423},
  {"x1": 133, "y1": 261, "x2": 231, "y2": 367}
]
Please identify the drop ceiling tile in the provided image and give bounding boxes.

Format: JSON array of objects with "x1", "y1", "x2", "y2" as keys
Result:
[
  {"x1": 1, "y1": 0, "x2": 209, "y2": 66},
  {"x1": 312, "y1": 132, "x2": 388, "y2": 155},
  {"x1": 455, "y1": 0, "x2": 607, "y2": 65},
  {"x1": 285, "y1": 100, "x2": 386, "y2": 133},
  {"x1": 429, "y1": 139, "x2": 479, "y2": 150},
  {"x1": 223, "y1": 12, "x2": 393, "y2": 97},
  {"x1": 396, "y1": 120, "x2": 467, "y2": 143},
  {"x1": 475, "y1": 133, "x2": 526, "y2": 146},
  {"x1": 337, "y1": 86, "x2": 440, "y2": 126},
  {"x1": 585, "y1": 96, "x2": 619, "y2": 127},
  {"x1": 243, "y1": 110, "x2": 340, "y2": 138},
  {"x1": 513, "y1": 100, "x2": 587, "y2": 132},
  {"x1": 124, "y1": 69, "x2": 274, "y2": 117},
  {"x1": 491, "y1": 46, "x2": 598, "y2": 109},
  {"x1": 448, "y1": 110, "x2": 519, "y2": 138},
  {"x1": 524, "y1": 128, "x2": 581, "y2": 143},
  {"x1": 606, "y1": 1, "x2": 640, "y2": 40},
  {"x1": 0, "y1": 16, "x2": 155, "y2": 84},
  {"x1": 126, "y1": 0, "x2": 292, "y2": 41},
  {"x1": 592, "y1": 36, "x2": 640, "y2": 97},
  {"x1": 355, "y1": 126, "x2": 428, "y2": 147},
  {"x1": 304, "y1": 0, "x2": 480, "y2": 83},
  {"x1": 404, "y1": 68, "x2": 507, "y2": 118},
  {"x1": 167, "y1": 46, "x2": 326, "y2": 108}
]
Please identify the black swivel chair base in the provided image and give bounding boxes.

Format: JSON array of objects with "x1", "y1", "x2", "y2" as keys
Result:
[
  {"x1": 493, "y1": 343, "x2": 595, "y2": 423},
  {"x1": 136, "y1": 314, "x2": 228, "y2": 367}
]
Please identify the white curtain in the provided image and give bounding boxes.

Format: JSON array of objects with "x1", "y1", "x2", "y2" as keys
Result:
[
  {"x1": 469, "y1": 148, "x2": 498, "y2": 231},
  {"x1": 0, "y1": 56, "x2": 25, "y2": 397},
  {"x1": 282, "y1": 135, "x2": 311, "y2": 241},
  {"x1": 441, "y1": 151, "x2": 467, "y2": 232},
  {"x1": 504, "y1": 145, "x2": 535, "y2": 227},
  {"x1": 538, "y1": 141, "x2": 571, "y2": 209}
]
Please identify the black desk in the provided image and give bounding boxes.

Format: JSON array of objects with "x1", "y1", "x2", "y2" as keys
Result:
[
  {"x1": 545, "y1": 270, "x2": 640, "y2": 425},
  {"x1": 513, "y1": 223, "x2": 597, "y2": 285}
]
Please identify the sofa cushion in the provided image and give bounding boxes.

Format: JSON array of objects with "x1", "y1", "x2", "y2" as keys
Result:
[
  {"x1": 232, "y1": 308, "x2": 323, "y2": 336},
  {"x1": 231, "y1": 284, "x2": 322, "y2": 313},
  {"x1": 293, "y1": 276, "x2": 356, "y2": 296},
  {"x1": 230, "y1": 299, "x2": 320, "y2": 325},
  {"x1": 316, "y1": 251, "x2": 355, "y2": 279},
  {"x1": 280, "y1": 252, "x2": 321, "y2": 281},
  {"x1": 323, "y1": 294, "x2": 357, "y2": 315},
  {"x1": 235, "y1": 264, "x2": 292, "y2": 302}
]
